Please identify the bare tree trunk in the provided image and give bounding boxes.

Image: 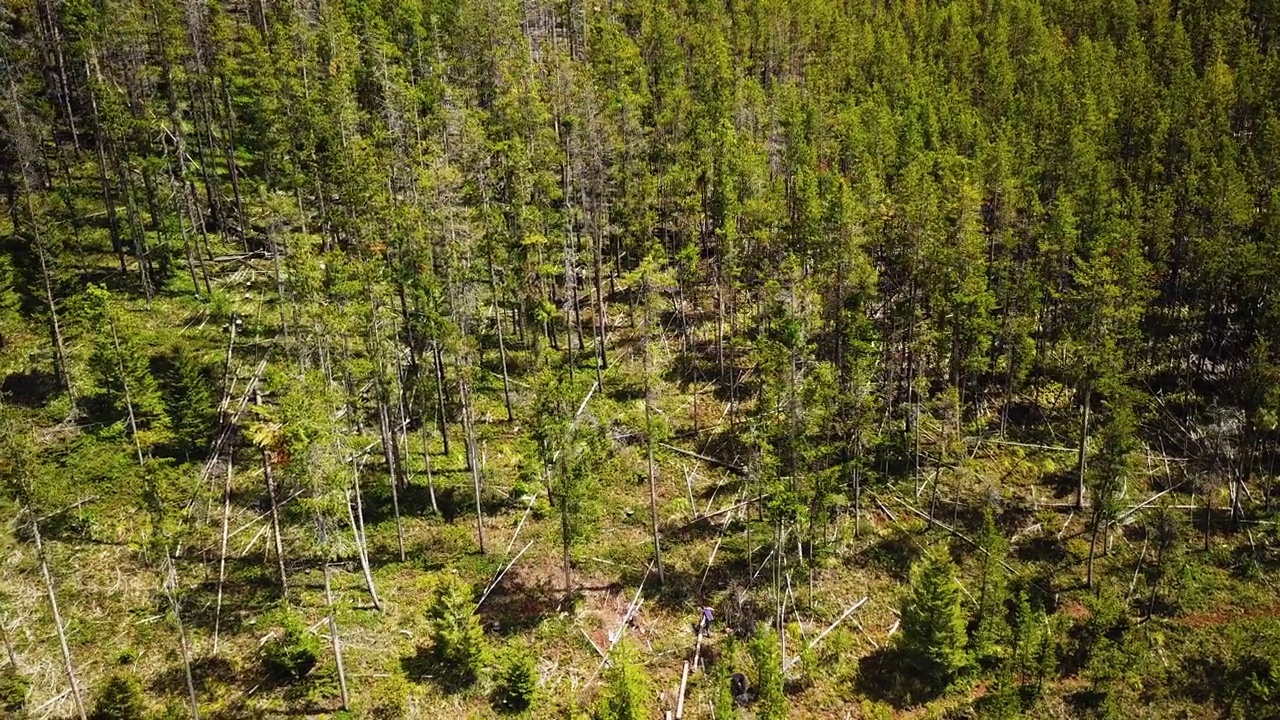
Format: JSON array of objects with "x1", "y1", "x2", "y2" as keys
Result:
[
  {"x1": 163, "y1": 554, "x2": 201, "y2": 720},
  {"x1": 853, "y1": 450, "x2": 862, "y2": 539},
  {"x1": 432, "y1": 341, "x2": 451, "y2": 457},
  {"x1": 1087, "y1": 517, "x2": 1099, "y2": 590},
  {"x1": 213, "y1": 449, "x2": 232, "y2": 654},
  {"x1": 490, "y1": 261, "x2": 514, "y2": 421},
  {"x1": 592, "y1": 197, "x2": 608, "y2": 380},
  {"x1": 35, "y1": 239, "x2": 75, "y2": 408},
  {"x1": 420, "y1": 416, "x2": 440, "y2": 514},
  {"x1": 85, "y1": 58, "x2": 126, "y2": 272},
  {"x1": 323, "y1": 564, "x2": 350, "y2": 711},
  {"x1": 643, "y1": 276, "x2": 665, "y2": 584},
  {"x1": 108, "y1": 316, "x2": 146, "y2": 467},
  {"x1": 346, "y1": 464, "x2": 381, "y2": 610},
  {"x1": 30, "y1": 513, "x2": 86, "y2": 720},
  {"x1": 378, "y1": 401, "x2": 407, "y2": 562},
  {"x1": 459, "y1": 372, "x2": 487, "y2": 554},
  {"x1": 255, "y1": 389, "x2": 289, "y2": 597},
  {"x1": 1076, "y1": 381, "x2": 1092, "y2": 510}
]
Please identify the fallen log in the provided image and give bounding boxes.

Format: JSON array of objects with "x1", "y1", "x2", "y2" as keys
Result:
[{"x1": 659, "y1": 443, "x2": 746, "y2": 475}]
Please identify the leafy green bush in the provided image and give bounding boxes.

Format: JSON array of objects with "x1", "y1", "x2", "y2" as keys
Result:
[
  {"x1": 596, "y1": 639, "x2": 654, "y2": 720},
  {"x1": 425, "y1": 574, "x2": 487, "y2": 689},
  {"x1": 91, "y1": 672, "x2": 145, "y2": 720},
  {"x1": 0, "y1": 664, "x2": 29, "y2": 712},
  {"x1": 493, "y1": 646, "x2": 538, "y2": 713},
  {"x1": 261, "y1": 612, "x2": 320, "y2": 681}
]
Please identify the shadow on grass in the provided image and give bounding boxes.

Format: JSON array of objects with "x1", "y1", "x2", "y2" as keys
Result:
[
  {"x1": 853, "y1": 646, "x2": 944, "y2": 709},
  {"x1": 476, "y1": 571, "x2": 563, "y2": 636}
]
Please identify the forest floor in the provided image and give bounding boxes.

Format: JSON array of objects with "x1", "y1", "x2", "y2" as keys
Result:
[{"x1": 3, "y1": 255, "x2": 1280, "y2": 720}]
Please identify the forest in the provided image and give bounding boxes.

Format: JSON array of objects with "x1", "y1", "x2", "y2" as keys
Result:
[{"x1": 3, "y1": 0, "x2": 1280, "y2": 717}]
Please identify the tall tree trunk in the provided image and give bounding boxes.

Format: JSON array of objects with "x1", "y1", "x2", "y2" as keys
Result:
[
  {"x1": 323, "y1": 564, "x2": 351, "y2": 711},
  {"x1": 489, "y1": 261, "x2": 514, "y2": 421},
  {"x1": 643, "y1": 276, "x2": 665, "y2": 584},
  {"x1": 213, "y1": 446, "x2": 232, "y2": 654},
  {"x1": 163, "y1": 554, "x2": 201, "y2": 720},
  {"x1": 459, "y1": 371, "x2": 487, "y2": 554},
  {"x1": 85, "y1": 58, "x2": 126, "y2": 272},
  {"x1": 34, "y1": 239, "x2": 75, "y2": 409},
  {"x1": 432, "y1": 341, "x2": 451, "y2": 457},
  {"x1": 347, "y1": 462, "x2": 381, "y2": 610},
  {"x1": 108, "y1": 316, "x2": 146, "y2": 467},
  {"x1": 1076, "y1": 381, "x2": 1092, "y2": 510},
  {"x1": 254, "y1": 389, "x2": 289, "y2": 597},
  {"x1": 1087, "y1": 516, "x2": 1099, "y2": 590},
  {"x1": 30, "y1": 513, "x2": 87, "y2": 720},
  {"x1": 419, "y1": 405, "x2": 440, "y2": 514},
  {"x1": 378, "y1": 401, "x2": 407, "y2": 562}
]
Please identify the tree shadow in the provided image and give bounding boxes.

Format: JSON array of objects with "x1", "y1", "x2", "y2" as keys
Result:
[
  {"x1": 150, "y1": 654, "x2": 243, "y2": 701},
  {"x1": 0, "y1": 368, "x2": 60, "y2": 408},
  {"x1": 476, "y1": 571, "x2": 563, "y2": 636},
  {"x1": 1012, "y1": 534, "x2": 1069, "y2": 566},
  {"x1": 854, "y1": 646, "x2": 940, "y2": 708},
  {"x1": 859, "y1": 529, "x2": 923, "y2": 581},
  {"x1": 400, "y1": 646, "x2": 478, "y2": 694}
]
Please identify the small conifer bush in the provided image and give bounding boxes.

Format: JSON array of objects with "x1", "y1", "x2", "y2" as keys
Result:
[
  {"x1": 91, "y1": 672, "x2": 145, "y2": 720},
  {"x1": 261, "y1": 612, "x2": 320, "y2": 681}
]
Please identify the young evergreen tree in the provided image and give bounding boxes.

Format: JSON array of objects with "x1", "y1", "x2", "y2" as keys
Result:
[
  {"x1": 425, "y1": 574, "x2": 487, "y2": 689},
  {"x1": 899, "y1": 551, "x2": 970, "y2": 695},
  {"x1": 749, "y1": 623, "x2": 787, "y2": 720},
  {"x1": 595, "y1": 639, "x2": 654, "y2": 720}
]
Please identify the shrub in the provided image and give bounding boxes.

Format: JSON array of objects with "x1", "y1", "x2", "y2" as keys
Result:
[
  {"x1": 91, "y1": 672, "x2": 145, "y2": 720},
  {"x1": 0, "y1": 665, "x2": 30, "y2": 712},
  {"x1": 596, "y1": 639, "x2": 654, "y2": 720},
  {"x1": 493, "y1": 646, "x2": 538, "y2": 713},
  {"x1": 425, "y1": 574, "x2": 486, "y2": 689},
  {"x1": 261, "y1": 612, "x2": 320, "y2": 681}
]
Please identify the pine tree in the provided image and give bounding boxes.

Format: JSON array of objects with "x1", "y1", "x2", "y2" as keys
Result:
[
  {"x1": 899, "y1": 551, "x2": 970, "y2": 694},
  {"x1": 595, "y1": 639, "x2": 654, "y2": 720},
  {"x1": 973, "y1": 508, "x2": 1010, "y2": 665},
  {"x1": 493, "y1": 646, "x2": 538, "y2": 713},
  {"x1": 425, "y1": 574, "x2": 487, "y2": 689},
  {"x1": 162, "y1": 347, "x2": 217, "y2": 460},
  {"x1": 749, "y1": 624, "x2": 787, "y2": 720}
]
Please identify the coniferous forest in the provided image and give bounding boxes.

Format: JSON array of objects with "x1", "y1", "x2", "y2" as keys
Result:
[{"x1": 4, "y1": 0, "x2": 1280, "y2": 717}]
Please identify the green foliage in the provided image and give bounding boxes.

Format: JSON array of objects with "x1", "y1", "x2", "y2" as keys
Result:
[
  {"x1": 748, "y1": 624, "x2": 787, "y2": 720},
  {"x1": 77, "y1": 285, "x2": 170, "y2": 448},
  {"x1": 898, "y1": 551, "x2": 970, "y2": 694},
  {"x1": 595, "y1": 639, "x2": 654, "y2": 720},
  {"x1": 367, "y1": 675, "x2": 412, "y2": 719},
  {"x1": 708, "y1": 654, "x2": 737, "y2": 720},
  {"x1": 492, "y1": 646, "x2": 538, "y2": 713},
  {"x1": 1211, "y1": 619, "x2": 1280, "y2": 720},
  {"x1": 160, "y1": 347, "x2": 217, "y2": 460},
  {"x1": 0, "y1": 664, "x2": 29, "y2": 712},
  {"x1": 425, "y1": 574, "x2": 486, "y2": 689},
  {"x1": 90, "y1": 672, "x2": 145, "y2": 720},
  {"x1": 260, "y1": 612, "x2": 320, "y2": 682},
  {"x1": 973, "y1": 508, "x2": 1011, "y2": 665}
]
